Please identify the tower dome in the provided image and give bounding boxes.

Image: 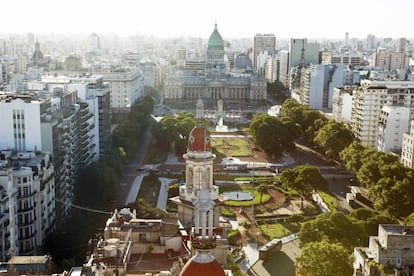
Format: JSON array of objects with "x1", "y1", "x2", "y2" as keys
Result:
[
  {"x1": 180, "y1": 253, "x2": 225, "y2": 276},
  {"x1": 208, "y1": 23, "x2": 224, "y2": 49},
  {"x1": 187, "y1": 127, "x2": 211, "y2": 153}
]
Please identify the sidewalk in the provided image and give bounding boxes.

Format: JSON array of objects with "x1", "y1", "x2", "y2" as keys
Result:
[
  {"x1": 125, "y1": 174, "x2": 145, "y2": 205},
  {"x1": 156, "y1": 177, "x2": 175, "y2": 210}
]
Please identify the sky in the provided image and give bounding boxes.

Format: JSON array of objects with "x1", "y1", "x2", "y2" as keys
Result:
[{"x1": 2, "y1": 0, "x2": 414, "y2": 39}]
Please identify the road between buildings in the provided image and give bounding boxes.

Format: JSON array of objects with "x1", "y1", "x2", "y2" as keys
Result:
[{"x1": 117, "y1": 123, "x2": 154, "y2": 206}]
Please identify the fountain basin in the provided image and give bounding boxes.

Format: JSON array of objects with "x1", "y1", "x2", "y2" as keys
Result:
[{"x1": 221, "y1": 191, "x2": 253, "y2": 201}]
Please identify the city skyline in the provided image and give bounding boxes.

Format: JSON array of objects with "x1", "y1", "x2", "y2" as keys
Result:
[{"x1": 2, "y1": 0, "x2": 414, "y2": 39}]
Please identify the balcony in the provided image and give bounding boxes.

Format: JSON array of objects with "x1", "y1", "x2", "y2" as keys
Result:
[
  {"x1": 17, "y1": 206, "x2": 34, "y2": 212},
  {"x1": 17, "y1": 190, "x2": 37, "y2": 199}
]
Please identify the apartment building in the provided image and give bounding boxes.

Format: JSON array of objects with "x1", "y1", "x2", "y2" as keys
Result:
[
  {"x1": 373, "y1": 48, "x2": 406, "y2": 71},
  {"x1": 332, "y1": 86, "x2": 354, "y2": 123},
  {"x1": 354, "y1": 224, "x2": 414, "y2": 275},
  {"x1": 401, "y1": 120, "x2": 414, "y2": 168},
  {"x1": 0, "y1": 90, "x2": 95, "y2": 222},
  {"x1": 253, "y1": 33, "x2": 276, "y2": 70},
  {"x1": 0, "y1": 150, "x2": 55, "y2": 258},
  {"x1": 101, "y1": 67, "x2": 144, "y2": 113},
  {"x1": 377, "y1": 106, "x2": 410, "y2": 152},
  {"x1": 351, "y1": 80, "x2": 414, "y2": 148},
  {"x1": 291, "y1": 64, "x2": 357, "y2": 109}
]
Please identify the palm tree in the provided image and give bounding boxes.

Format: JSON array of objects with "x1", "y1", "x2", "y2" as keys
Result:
[{"x1": 258, "y1": 184, "x2": 268, "y2": 204}]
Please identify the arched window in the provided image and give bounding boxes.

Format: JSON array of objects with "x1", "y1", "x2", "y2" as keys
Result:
[{"x1": 196, "y1": 167, "x2": 203, "y2": 189}]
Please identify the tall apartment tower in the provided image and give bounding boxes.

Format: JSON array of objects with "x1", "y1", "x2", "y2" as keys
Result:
[
  {"x1": 279, "y1": 38, "x2": 320, "y2": 87},
  {"x1": 373, "y1": 48, "x2": 407, "y2": 71},
  {"x1": 351, "y1": 80, "x2": 414, "y2": 148},
  {"x1": 401, "y1": 120, "x2": 414, "y2": 168},
  {"x1": 0, "y1": 150, "x2": 55, "y2": 258},
  {"x1": 253, "y1": 34, "x2": 276, "y2": 70},
  {"x1": 345, "y1": 32, "x2": 349, "y2": 47}
]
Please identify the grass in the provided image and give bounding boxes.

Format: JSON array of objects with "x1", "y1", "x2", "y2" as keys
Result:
[
  {"x1": 259, "y1": 221, "x2": 301, "y2": 240},
  {"x1": 137, "y1": 174, "x2": 161, "y2": 207},
  {"x1": 234, "y1": 176, "x2": 277, "y2": 184},
  {"x1": 318, "y1": 190, "x2": 338, "y2": 210},
  {"x1": 211, "y1": 137, "x2": 251, "y2": 157},
  {"x1": 220, "y1": 208, "x2": 236, "y2": 218},
  {"x1": 224, "y1": 186, "x2": 271, "y2": 207}
]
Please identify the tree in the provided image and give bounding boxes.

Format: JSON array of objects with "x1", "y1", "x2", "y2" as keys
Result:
[
  {"x1": 152, "y1": 112, "x2": 196, "y2": 154},
  {"x1": 279, "y1": 165, "x2": 328, "y2": 197},
  {"x1": 296, "y1": 239, "x2": 353, "y2": 276},
  {"x1": 313, "y1": 120, "x2": 354, "y2": 160},
  {"x1": 299, "y1": 211, "x2": 364, "y2": 247},
  {"x1": 339, "y1": 141, "x2": 372, "y2": 173},
  {"x1": 258, "y1": 184, "x2": 269, "y2": 204},
  {"x1": 249, "y1": 113, "x2": 298, "y2": 155},
  {"x1": 405, "y1": 213, "x2": 414, "y2": 225},
  {"x1": 281, "y1": 98, "x2": 328, "y2": 142}
]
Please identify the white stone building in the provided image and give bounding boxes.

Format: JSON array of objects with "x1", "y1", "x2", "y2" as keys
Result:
[
  {"x1": 291, "y1": 64, "x2": 357, "y2": 109},
  {"x1": 332, "y1": 86, "x2": 354, "y2": 123},
  {"x1": 253, "y1": 33, "x2": 276, "y2": 70},
  {"x1": 401, "y1": 120, "x2": 414, "y2": 168},
  {"x1": 351, "y1": 80, "x2": 414, "y2": 148},
  {"x1": 354, "y1": 224, "x2": 414, "y2": 275},
  {"x1": 0, "y1": 150, "x2": 55, "y2": 258},
  {"x1": 101, "y1": 68, "x2": 144, "y2": 113},
  {"x1": 377, "y1": 106, "x2": 410, "y2": 152}
]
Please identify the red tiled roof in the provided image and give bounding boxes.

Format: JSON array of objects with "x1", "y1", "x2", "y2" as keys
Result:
[
  {"x1": 188, "y1": 127, "x2": 211, "y2": 152},
  {"x1": 180, "y1": 257, "x2": 225, "y2": 276}
]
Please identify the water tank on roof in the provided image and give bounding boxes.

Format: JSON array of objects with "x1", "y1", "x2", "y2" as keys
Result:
[
  {"x1": 106, "y1": 238, "x2": 120, "y2": 247},
  {"x1": 103, "y1": 245, "x2": 117, "y2": 257}
]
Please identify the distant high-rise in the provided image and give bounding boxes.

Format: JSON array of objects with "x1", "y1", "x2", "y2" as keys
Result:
[
  {"x1": 373, "y1": 48, "x2": 406, "y2": 71},
  {"x1": 366, "y1": 34, "x2": 377, "y2": 51},
  {"x1": 397, "y1": 37, "x2": 407, "y2": 52},
  {"x1": 253, "y1": 33, "x2": 276, "y2": 69},
  {"x1": 88, "y1": 33, "x2": 101, "y2": 53},
  {"x1": 345, "y1": 32, "x2": 349, "y2": 46}
]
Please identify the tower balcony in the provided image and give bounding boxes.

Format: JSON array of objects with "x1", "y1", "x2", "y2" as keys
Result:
[{"x1": 191, "y1": 233, "x2": 216, "y2": 250}]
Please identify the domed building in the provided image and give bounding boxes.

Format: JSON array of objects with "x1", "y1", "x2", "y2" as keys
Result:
[
  {"x1": 32, "y1": 40, "x2": 46, "y2": 67},
  {"x1": 164, "y1": 23, "x2": 267, "y2": 102},
  {"x1": 206, "y1": 23, "x2": 225, "y2": 72},
  {"x1": 169, "y1": 101, "x2": 229, "y2": 272},
  {"x1": 179, "y1": 189, "x2": 226, "y2": 276},
  {"x1": 172, "y1": 123, "x2": 221, "y2": 227}
]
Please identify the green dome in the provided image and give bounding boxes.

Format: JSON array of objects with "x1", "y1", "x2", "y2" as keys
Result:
[{"x1": 208, "y1": 23, "x2": 224, "y2": 49}]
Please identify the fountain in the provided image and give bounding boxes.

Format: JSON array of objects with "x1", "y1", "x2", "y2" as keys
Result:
[
  {"x1": 215, "y1": 117, "x2": 229, "y2": 132},
  {"x1": 221, "y1": 191, "x2": 253, "y2": 201}
]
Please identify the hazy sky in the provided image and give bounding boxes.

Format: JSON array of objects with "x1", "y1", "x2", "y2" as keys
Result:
[{"x1": 2, "y1": 0, "x2": 413, "y2": 39}]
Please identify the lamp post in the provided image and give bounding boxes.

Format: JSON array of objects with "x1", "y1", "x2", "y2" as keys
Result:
[{"x1": 251, "y1": 151, "x2": 255, "y2": 226}]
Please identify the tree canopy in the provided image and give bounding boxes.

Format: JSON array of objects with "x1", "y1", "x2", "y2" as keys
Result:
[
  {"x1": 249, "y1": 113, "x2": 300, "y2": 155},
  {"x1": 112, "y1": 95, "x2": 155, "y2": 158},
  {"x1": 152, "y1": 112, "x2": 197, "y2": 154},
  {"x1": 313, "y1": 119, "x2": 354, "y2": 159},
  {"x1": 279, "y1": 165, "x2": 328, "y2": 197},
  {"x1": 296, "y1": 239, "x2": 353, "y2": 276}
]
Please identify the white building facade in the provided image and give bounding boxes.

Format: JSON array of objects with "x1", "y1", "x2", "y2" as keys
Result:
[
  {"x1": 351, "y1": 80, "x2": 414, "y2": 148},
  {"x1": 401, "y1": 120, "x2": 414, "y2": 168},
  {"x1": 377, "y1": 106, "x2": 410, "y2": 152},
  {"x1": 101, "y1": 68, "x2": 144, "y2": 113}
]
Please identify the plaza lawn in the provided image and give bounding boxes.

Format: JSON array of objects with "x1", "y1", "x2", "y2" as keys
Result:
[
  {"x1": 224, "y1": 187, "x2": 271, "y2": 207},
  {"x1": 211, "y1": 137, "x2": 251, "y2": 157},
  {"x1": 137, "y1": 174, "x2": 161, "y2": 207},
  {"x1": 259, "y1": 221, "x2": 301, "y2": 240},
  {"x1": 318, "y1": 190, "x2": 337, "y2": 210}
]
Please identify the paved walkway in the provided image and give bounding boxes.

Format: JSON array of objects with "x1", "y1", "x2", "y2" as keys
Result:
[
  {"x1": 240, "y1": 243, "x2": 259, "y2": 272},
  {"x1": 156, "y1": 177, "x2": 175, "y2": 210},
  {"x1": 125, "y1": 174, "x2": 145, "y2": 205}
]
